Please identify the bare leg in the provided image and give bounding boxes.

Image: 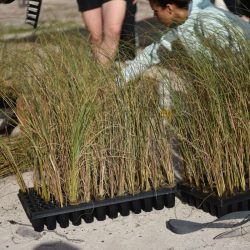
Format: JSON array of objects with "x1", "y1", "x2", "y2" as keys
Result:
[
  {"x1": 81, "y1": 8, "x2": 103, "y2": 60},
  {"x1": 99, "y1": 0, "x2": 127, "y2": 65}
]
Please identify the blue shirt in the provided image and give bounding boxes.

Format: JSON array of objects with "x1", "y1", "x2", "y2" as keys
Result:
[{"x1": 121, "y1": 0, "x2": 250, "y2": 82}]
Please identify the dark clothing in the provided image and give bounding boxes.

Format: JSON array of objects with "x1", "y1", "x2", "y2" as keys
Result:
[
  {"x1": 239, "y1": 0, "x2": 250, "y2": 17},
  {"x1": 224, "y1": 0, "x2": 241, "y2": 14},
  {"x1": 212, "y1": 0, "x2": 250, "y2": 17},
  {"x1": 77, "y1": 0, "x2": 111, "y2": 12},
  {"x1": 119, "y1": 0, "x2": 137, "y2": 60}
]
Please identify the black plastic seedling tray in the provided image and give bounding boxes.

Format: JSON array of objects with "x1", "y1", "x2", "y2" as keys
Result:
[
  {"x1": 178, "y1": 184, "x2": 250, "y2": 217},
  {"x1": 18, "y1": 187, "x2": 176, "y2": 232}
]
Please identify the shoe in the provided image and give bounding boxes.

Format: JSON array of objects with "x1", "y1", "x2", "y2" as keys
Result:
[{"x1": 25, "y1": 0, "x2": 42, "y2": 28}]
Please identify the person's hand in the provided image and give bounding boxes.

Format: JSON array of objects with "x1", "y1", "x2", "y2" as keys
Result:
[
  {"x1": 241, "y1": 15, "x2": 250, "y2": 23},
  {"x1": 132, "y1": 0, "x2": 137, "y2": 5}
]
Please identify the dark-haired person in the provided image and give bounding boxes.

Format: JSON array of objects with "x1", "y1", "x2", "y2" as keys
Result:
[
  {"x1": 119, "y1": 0, "x2": 250, "y2": 116},
  {"x1": 77, "y1": 0, "x2": 137, "y2": 65}
]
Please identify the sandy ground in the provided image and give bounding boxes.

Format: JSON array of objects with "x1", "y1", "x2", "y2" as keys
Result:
[
  {"x1": 0, "y1": 172, "x2": 250, "y2": 250},
  {"x1": 1, "y1": 1, "x2": 250, "y2": 250}
]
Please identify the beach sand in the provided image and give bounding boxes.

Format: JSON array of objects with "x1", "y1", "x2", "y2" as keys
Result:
[
  {"x1": 1, "y1": 172, "x2": 250, "y2": 250},
  {"x1": 1, "y1": 1, "x2": 250, "y2": 249}
]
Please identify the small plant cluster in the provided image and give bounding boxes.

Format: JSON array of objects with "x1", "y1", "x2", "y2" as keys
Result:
[
  {"x1": 0, "y1": 33, "x2": 174, "y2": 206},
  {"x1": 0, "y1": 41, "x2": 32, "y2": 177},
  {"x1": 169, "y1": 28, "x2": 250, "y2": 198},
  {"x1": 0, "y1": 136, "x2": 30, "y2": 177}
]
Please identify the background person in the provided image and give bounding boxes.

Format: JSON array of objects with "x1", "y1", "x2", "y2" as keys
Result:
[
  {"x1": 118, "y1": 0, "x2": 250, "y2": 118},
  {"x1": 77, "y1": 0, "x2": 127, "y2": 65}
]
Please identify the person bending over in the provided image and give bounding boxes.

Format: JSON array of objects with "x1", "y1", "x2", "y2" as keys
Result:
[
  {"x1": 77, "y1": 0, "x2": 132, "y2": 65},
  {"x1": 119, "y1": 0, "x2": 250, "y2": 114}
]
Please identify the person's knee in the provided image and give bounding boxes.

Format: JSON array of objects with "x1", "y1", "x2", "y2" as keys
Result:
[
  {"x1": 105, "y1": 25, "x2": 122, "y2": 41},
  {"x1": 90, "y1": 33, "x2": 102, "y2": 46}
]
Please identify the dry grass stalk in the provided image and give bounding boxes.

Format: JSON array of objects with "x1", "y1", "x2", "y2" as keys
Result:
[
  {"x1": 0, "y1": 32, "x2": 174, "y2": 206},
  {"x1": 168, "y1": 26, "x2": 250, "y2": 197}
]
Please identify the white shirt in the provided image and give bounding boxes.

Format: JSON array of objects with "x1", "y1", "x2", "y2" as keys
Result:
[{"x1": 121, "y1": 0, "x2": 250, "y2": 82}]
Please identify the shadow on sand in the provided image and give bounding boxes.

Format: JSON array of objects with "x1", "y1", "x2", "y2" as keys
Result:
[{"x1": 33, "y1": 241, "x2": 81, "y2": 250}]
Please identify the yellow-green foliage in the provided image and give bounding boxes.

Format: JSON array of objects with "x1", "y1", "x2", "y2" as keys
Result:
[
  {"x1": 0, "y1": 136, "x2": 30, "y2": 180},
  {"x1": 3, "y1": 33, "x2": 174, "y2": 206},
  {"x1": 0, "y1": 40, "x2": 33, "y2": 179},
  {"x1": 1, "y1": 21, "x2": 249, "y2": 202},
  {"x1": 169, "y1": 30, "x2": 250, "y2": 197}
]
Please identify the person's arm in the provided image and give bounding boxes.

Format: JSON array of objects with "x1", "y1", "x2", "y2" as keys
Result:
[{"x1": 120, "y1": 29, "x2": 178, "y2": 83}]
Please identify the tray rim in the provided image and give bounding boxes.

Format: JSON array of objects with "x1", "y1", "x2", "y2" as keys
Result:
[{"x1": 18, "y1": 186, "x2": 177, "y2": 220}]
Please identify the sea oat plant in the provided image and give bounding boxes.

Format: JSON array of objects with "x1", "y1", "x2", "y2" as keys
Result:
[
  {"x1": 12, "y1": 32, "x2": 175, "y2": 207},
  {"x1": 0, "y1": 136, "x2": 30, "y2": 177},
  {"x1": 0, "y1": 136, "x2": 27, "y2": 191},
  {"x1": 0, "y1": 40, "x2": 34, "y2": 177},
  {"x1": 168, "y1": 25, "x2": 250, "y2": 197}
]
